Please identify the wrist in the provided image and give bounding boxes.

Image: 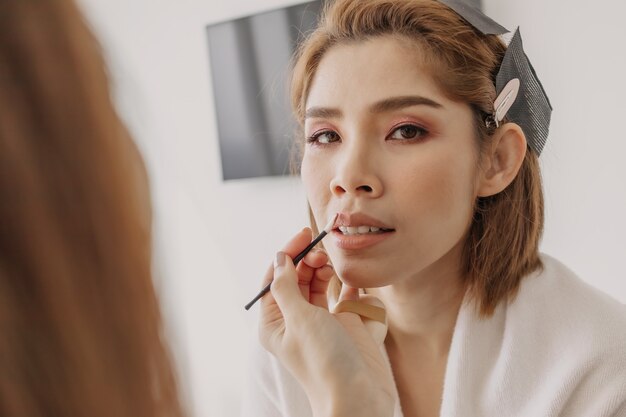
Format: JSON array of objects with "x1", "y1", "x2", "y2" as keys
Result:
[
  {"x1": 308, "y1": 374, "x2": 395, "y2": 417},
  {"x1": 325, "y1": 399, "x2": 394, "y2": 417}
]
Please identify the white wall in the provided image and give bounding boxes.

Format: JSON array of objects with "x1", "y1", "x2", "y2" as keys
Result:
[
  {"x1": 77, "y1": 0, "x2": 626, "y2": 416},
  {"x1": 484, "y1": 0, "x2": 626, "y2": 304}
]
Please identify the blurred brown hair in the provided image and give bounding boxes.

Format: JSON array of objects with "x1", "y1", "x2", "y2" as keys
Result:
[
  {"x1": 0, "y1": 0, "x2": 184, "y2": 416},
  {"x1": 291, "y1": 0, "x2": 544, "y2": 316}
]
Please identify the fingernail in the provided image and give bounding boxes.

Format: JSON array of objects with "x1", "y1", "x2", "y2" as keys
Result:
[{"x1": 274, "y1": 252, "x2": 286, "y2": 268}]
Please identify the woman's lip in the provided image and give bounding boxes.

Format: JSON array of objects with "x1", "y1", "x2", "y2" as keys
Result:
[
  {"x1": 330, "y1": 229, "x2": 394, "y2": 250},
  {"x1": 334, "y1": 212, "x2": 393, "y2": 230}
]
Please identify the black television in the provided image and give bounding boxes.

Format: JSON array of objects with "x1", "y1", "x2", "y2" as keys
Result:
[{"x1": 206, "y1": 1, "x2": 322, "y2": 181}]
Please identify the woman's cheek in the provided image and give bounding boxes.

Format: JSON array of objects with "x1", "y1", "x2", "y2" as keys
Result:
[
  {"x1": 301, "y1": 155, "x2": 329, "y2": 203},
  {"x1": 300, "y1": 156, "x2": 314, "y2": 195}
]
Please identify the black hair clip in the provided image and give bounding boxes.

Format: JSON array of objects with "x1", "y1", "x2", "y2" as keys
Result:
[{"x1": 439, "y1": 0, "x2": 553, "y2": 155}]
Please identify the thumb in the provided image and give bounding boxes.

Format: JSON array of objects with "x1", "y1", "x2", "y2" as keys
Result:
[{"x1": 271, "y1": 252, "x2": 306, "y2": 319}]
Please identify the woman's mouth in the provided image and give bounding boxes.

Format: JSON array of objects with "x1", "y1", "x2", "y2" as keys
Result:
[
  {"x1": 336, "y1": 225, "x2": 394, "y2": 235},
  {"x1": 331, "y1": 227, "x2": 395, "y2": 250},
  {"x1": 331, "y1": 212, "x2": 395, "y2": 250}
]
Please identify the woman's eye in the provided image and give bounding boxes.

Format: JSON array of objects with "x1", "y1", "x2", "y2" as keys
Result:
[
  {"x1": 307, "y1": 130, "x2": 340, "y2": 145},
  {"x1": 388, "y1": 124, "x2": 428, "y2": 141}
]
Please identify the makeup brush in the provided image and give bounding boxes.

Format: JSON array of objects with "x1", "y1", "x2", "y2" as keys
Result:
[{"x1": 244, "y1": 213, "x2": 338, "y2": 310}]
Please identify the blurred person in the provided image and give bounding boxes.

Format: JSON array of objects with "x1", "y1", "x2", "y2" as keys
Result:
[{"x1": 0, "y1": 0, "x2": 185, "y2": 416}]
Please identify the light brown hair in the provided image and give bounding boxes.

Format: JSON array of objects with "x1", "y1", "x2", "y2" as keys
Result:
[
  {"x1": 0, "y1": 0, "x2": 185, "y2": 415},
  {"x1": 290, "y1": 0, "x2": 544, "y2": 316}
]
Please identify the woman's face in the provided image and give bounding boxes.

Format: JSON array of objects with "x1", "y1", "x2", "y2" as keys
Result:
[{"x1": 301, "y1": 36, "x2": 482, "y2": 289}]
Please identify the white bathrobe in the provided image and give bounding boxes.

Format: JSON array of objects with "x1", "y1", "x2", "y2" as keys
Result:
[{"x1": 242, "y1": 255, "x2": 626, "y2": 416}]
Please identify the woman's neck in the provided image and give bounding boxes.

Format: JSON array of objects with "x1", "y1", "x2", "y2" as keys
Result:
[{"x1": 366, "y1": 246, "x2": 466, "y2": 356}]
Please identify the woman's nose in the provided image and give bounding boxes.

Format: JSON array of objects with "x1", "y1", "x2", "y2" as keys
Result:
[{"x1": 329, "y1": 144, "x2": 383, "y2": 199}]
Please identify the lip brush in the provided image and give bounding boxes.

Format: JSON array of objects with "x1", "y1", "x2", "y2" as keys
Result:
[{"x1": 244, "y1": 214, "x2": 338, "y2": 311}]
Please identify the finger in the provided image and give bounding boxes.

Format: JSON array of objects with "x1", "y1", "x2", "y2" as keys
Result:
[
  {"x1": 293, "y1": 250, "x2": 327, "y2": 301},
  {"x1": 301, "y1": 249, "x2": 329, "y2": 269},
  {"x1": 259, "y1": 262, "x2": 279, "y2": 314},
  {"x1": 274, "y1": 227, "x2": 314, "y2": 301},
  {"x1": 258, "y1": 227, "x2": 318, "y2": 311},
  {"x1": 282, "y1": 227, "x2": 313, "y2": 259},
  {"x1": 298, "y1": 249, "x2": 330, "y2": 301},
  {"x1": 259, "y1": 262, "x2": 286, "y2": 351},
  {"x1": 271, "y1": 252, "x2": 307, "y2": 321},
  {"x1": 338, "y1": 282, "x2": 360, "y2": 302},
  {"x1": 309, "y1": 265, "x2": 334, "y2": 309},
  {"x1": 295, "y1": 261, "x2": 314, "y2": 301},
  {"x1": 261, "y1": 262, "x2": 273, "y2": 288}
]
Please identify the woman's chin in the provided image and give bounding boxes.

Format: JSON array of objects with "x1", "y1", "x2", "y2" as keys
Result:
[{"x1": 336, "y1": 266, "x2": 390, "y2": 289}]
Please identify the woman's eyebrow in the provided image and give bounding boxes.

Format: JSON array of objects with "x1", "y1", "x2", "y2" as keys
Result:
[
  {"x1": 305, "y1": 107, "x2": 342, "y2": 120},
  {"x1": 369, "y1": 95, "x2": 443, "y2": 113},
  {"x1": 305, "y1": 95, "x2": 443, "y2": 120}
]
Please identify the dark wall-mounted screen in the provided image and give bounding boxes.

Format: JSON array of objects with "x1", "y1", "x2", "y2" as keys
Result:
[
  {"x1": 207, "y1": 1, "x2": 322, "y2": 180},
  {"x1": 206, "y1": 0, "x2": 482, "y2": 180}
]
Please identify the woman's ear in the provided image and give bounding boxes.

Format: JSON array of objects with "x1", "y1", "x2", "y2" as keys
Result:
[{"x1": 476, "y1": 123, "x2": 527, "y2": 197}]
